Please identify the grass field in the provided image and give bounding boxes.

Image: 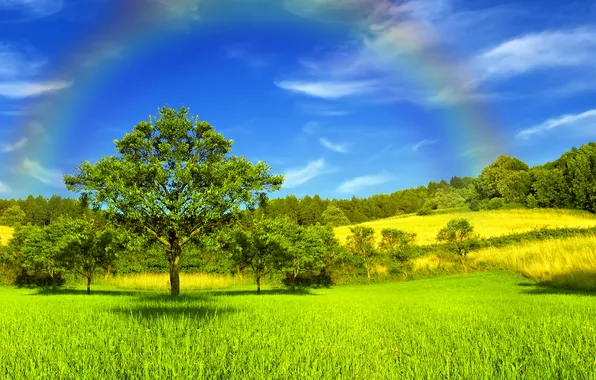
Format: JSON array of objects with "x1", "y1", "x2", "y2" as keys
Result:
[
  {"x1": 334, "y1": 208, "x2": 596, "y2": 244},
  {"x1": 470, "y1": 235, "x2": 596, "y2": 290},
  {"x1": 1, "y1": 271, "x2": 595, "y2": 379}
]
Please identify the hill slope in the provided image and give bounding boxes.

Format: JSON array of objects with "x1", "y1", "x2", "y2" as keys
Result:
[{"x1": 334, "y1": 209, "x2": 596, "y2": 244}]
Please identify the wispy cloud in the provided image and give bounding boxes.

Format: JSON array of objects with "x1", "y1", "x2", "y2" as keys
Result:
[
  {"x1": 473, "y1": 28, "x2": 596, "y2": 83},
  {"x1": 0, "y1": 182, "x2": 10, "y2": 193},
  {"x1": 275, "y1": 79, "x2": 380, "y2": 99},
  {"x1": 412, "y1": 139, "x2": 438, "y2": 152},
  {"x1": 0, "y1": 43, "x2": 46, "y2": 78},
  {"x1": 1, "y1": 137, "x2": 28, "y2": 153},
  {"x1": 283, "y1": 158, "x2": 327, "y2": 188},
  {"x1": 517, "y1": 109, "x2": 596, "y2": 139},
  {"x1": 21, "y1": 158, "x2": 64, "y2": 188},
  {"x1": 319, "y1": 137, "x2": 348, "y2": 153},
  {"x1": 299, "y1": 104, "x2": 351, "y2": 117},
  {"x1": 337, "y1": 172, "x2": 393, "y2": 193},
  {"x1": 279, "y1": 0, "x2": 506, "y2": 105},
  {"x1": 224, "y1": 44, "x2": 270, "y2": 68},
  {"x1": 366, "y1": 144, "x2": 394, "y2": 162},
  {"x1": 0, "y1": 0, "x2": 63, "y2": 19},
  {"x1": 0, "y1": 80, "x2": 71, "y2": 98}
]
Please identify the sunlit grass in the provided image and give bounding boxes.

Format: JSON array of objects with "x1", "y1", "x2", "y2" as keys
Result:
[
  {"x1": 1, "y1": 272, "x2": 595, "y2": 379},
  {"x1": 334, "y1": 209, "x2": 596, "y2": 245},
  {"x1": 469, "y1": 235, "x2": 596, "y2": 290},
  {"x1": 0, "y1": 226, "x2": 13, "y2": 245},
  {"x1": 97, "y1": 272, "x2": 252, "y2": 291}
]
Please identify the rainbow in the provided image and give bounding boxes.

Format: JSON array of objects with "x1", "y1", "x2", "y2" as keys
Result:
[{"x1": 9, "y1": 0, "x2": 503, "y2": 195}]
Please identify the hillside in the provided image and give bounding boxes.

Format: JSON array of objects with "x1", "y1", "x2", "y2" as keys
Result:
[{"x1": 334, "y1": 209, "x2": 596, "y2": 245}]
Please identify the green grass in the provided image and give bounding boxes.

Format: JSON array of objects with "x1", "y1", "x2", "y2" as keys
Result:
[
  {"x1": 2, "y1": 271, "x2": 596, "y2": 379},
  {"x1": 334, "y1": 208, "x2": 596, "y2": 244}
]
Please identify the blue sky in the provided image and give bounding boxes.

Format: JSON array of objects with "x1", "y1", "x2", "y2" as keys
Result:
[{"x1": 1, "y1": 0, "x2": 596, "y2": 200}]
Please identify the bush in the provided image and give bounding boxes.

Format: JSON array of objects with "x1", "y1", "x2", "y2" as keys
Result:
[
  {"x1": 469, "y1": 200, "x2": 481, "y2": 211},
  {"x1": 487, "y1": 198, "x2": 505, "y2": 210},
  {"x1": 416, "y1": 207, "x2": 433, "y2": 216}
]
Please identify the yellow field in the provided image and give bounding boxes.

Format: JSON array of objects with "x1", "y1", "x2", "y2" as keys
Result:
[
  {"x1": 97, "y1": 272, "x2": 252, "y2": 291},
  {"x1": 0, "y1": 226, "x2": 13, "y2": 245},
  {"x1": 334, "y1": 209, "x2": 596, "y2": 245},
  {"x1": 469, "y1": 235, "x2": 596, "y2": 290}
]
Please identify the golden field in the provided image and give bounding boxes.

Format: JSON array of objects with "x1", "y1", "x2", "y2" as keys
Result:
[
  {"x1": 96, "y1": 272, "x2": 251, "y2": 291},
  {"x1": 334, "y1": 209, "x2": 596, "y2": 245},
  {"x1": 470, "y1": 235, "x2": 596, "y2": 290},
  {"x1": 0, "y1": 226, "x2": 13, "y2": 245}
]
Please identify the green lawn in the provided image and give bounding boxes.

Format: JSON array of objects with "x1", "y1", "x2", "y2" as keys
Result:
[{"x1": 1, "y1": 271, "x2": 596, "y2": 379}]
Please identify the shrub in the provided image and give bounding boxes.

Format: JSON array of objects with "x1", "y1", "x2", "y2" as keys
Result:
[{"x1": 487, "y1": 198, "x2": 505, "y2": 210}]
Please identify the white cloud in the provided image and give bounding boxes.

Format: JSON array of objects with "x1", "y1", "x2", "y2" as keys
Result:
[
  {"x1": 474, "y1": 28, "x2": 596, "y2": 82},
  {"x1": 412, "y1": 139, "x2": 438, "y2": 151},
  {"x1": 337, "y1": 172, "x2": 393, "y2": 193},
  {"x1": 1, "y1": 137, "x2": 28, "y2": 153},
  {"x1": 319, "y1": 137, "x2": 348, "y2": 153},
  {"x1": 0, "y1": 0, "x2": 63, "y2": 18},
  {"x1": 517, "y1": 109, "x2": 596, "y2": 139},
  {"x1": 21, "y1": 158, "x2": 64, "y2": 188},
  {"x1": 0, "y1": 80, "x2": 71, "y2": 98},
  {"x1": 0, "y1": 182, "x2": 10, "y2": 193},
  {"x1": 275, "y1": 79, "x2": 380, "y2": 99},
  {"x1": 0, "y1": 43, "x2": 46, "y2": 78},
  {"x1": 283, "y1": 158, "x2": 327, "y2": 188}
]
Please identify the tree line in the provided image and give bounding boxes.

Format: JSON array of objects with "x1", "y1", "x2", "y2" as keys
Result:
[{"x1": 259, "y1": 143, "x2": 596, "y2": 226}]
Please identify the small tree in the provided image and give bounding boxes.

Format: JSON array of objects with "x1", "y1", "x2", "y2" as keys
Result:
[
  {"x1": 282, "y1": 224, "x2": 326, "y2": 288},
  {"x1": 11, "y1": 224, "x2": 69, "y2": 291},
  {"x1": 378, "y1": 228, "x2": 416, "y2": 277},
  {"x1": 436, "y1": 218, "x2": 476, "y2": 267},
  {"x1": 346, "y1": 226, "x2": 378, "y2": 282},
  {"x1": 230, "y1": 217, "x2": 292, "y2": 294},
  {"x1": 321, "y1": 204, "x2": 350, "y2": 227},
  {"x1": 60, "y1": 218, "x2": 119, "y2": 294}
]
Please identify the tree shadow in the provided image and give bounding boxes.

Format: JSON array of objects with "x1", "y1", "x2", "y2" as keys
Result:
[
  {"x1": 111, "y1": 304, "x2": 236, "y2": 321},
  {"x1": 518, "y1": 277, "x2": 596, "y2": 297},
  {"x1": 32, "y1": 288, "x2": 140, "y2": 297},
  {"x1": 209, "y1": 288, "x2": 316, "y2": 297},
  {"x1": 110, "y1": 292, "x2": 235, "y2": 321}
]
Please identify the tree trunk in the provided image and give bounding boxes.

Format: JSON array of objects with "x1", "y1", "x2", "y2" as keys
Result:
[
  {"x1": 169, "y1": 249, "x2": 181, "y2": 296},
  {"x1": 256, "y1": 275, "x2": 261, "y2": 294},
  {"x1": 86, "y1": 276, "x2": 91, "y2": 295},
  {"x1": 366, "y1": 265, "x2": 371, "y2": 282}
]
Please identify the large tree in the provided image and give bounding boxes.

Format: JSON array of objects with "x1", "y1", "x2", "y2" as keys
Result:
[{"x1": 64, "y1": 106, "x2": 283, "y2": 295}]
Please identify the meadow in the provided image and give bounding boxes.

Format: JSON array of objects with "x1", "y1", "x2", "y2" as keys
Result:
[
  {"x1": 334, "y1": 208, "x2": 596, "y2": 244},
  {"x1": 1, "y1": 271, "x2": 595, "y2": 379}
]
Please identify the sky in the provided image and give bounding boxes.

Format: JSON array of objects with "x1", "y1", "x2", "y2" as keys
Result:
[{"x1": 1, "y1": 0, "x2": 596, "y2": 200}]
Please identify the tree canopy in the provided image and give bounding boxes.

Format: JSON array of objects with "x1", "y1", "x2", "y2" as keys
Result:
[{"x1": 64, "y1": 106, "x2": 283, "y2": 295}]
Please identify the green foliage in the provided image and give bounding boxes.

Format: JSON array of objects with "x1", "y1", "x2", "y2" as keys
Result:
[
  {"x1": 378, "y1": 228, "x2": 417, "y2": 278},
  {"x1": 416, "y1": 207, "x2": 432, "y2": 216},
  {"x1": 436, "y1": 218, "x2": 477, "y2": 263},
  {"x1": 487, "y1": 197, "x2": 505, "y2": 210},
  {"x1": 346, "y1": 226, "x2": 379, "y2": 281},
  {"x1": 0, "y1": 205, "x2": 26, "y2": 227},
  {"x1": 64, "y1": 106, "x2": 283, "y2": 295},
  {"x1": 321, "y1": 204, "x2": 350, "y2": 226}
]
